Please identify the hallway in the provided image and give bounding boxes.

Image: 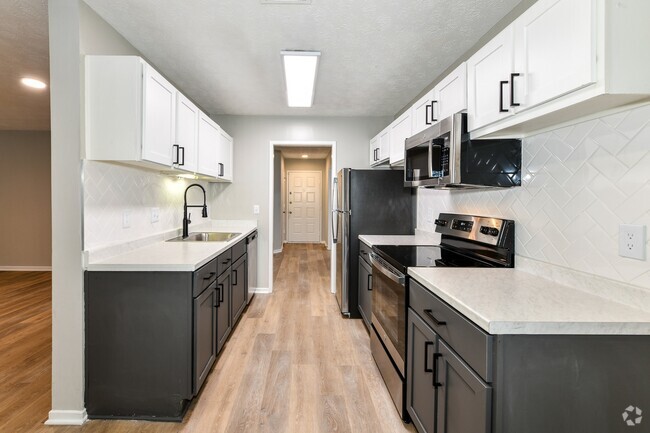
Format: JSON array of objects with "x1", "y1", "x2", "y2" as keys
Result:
[{"x1": 8, "y1": 244, "x2": 414, "y2": 432}]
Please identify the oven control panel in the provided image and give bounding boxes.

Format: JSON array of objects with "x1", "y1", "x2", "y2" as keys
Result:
[{"x1": 435, "y1": 213, "x2": 514, "y2": 248}]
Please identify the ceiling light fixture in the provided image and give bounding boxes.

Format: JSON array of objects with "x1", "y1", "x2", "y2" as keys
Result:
[
  {"x1": 20, "y1": 77, "x2": 47, "y2": 89},
  {"x1": 281, "y1": 50, "x2": 320, "y2": 108},
  {"x1": 301, "y1": 154, "x2": 309, "y2": 158}
]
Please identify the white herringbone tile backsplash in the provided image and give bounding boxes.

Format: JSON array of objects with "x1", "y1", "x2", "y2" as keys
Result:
[
  {"x1": 418, "y1": 104, "x2": 650, "y2": 289},
  {"x1": 83, "y1": 161, "x2": 210, "y2": 250}
]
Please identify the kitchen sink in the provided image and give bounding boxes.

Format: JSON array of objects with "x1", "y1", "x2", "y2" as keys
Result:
[{"x1": 167, "y1": 232, "x2": 241, "y2": 242}]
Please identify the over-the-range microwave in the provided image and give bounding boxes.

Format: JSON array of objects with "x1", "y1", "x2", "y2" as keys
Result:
[{"x1": 404, "y1": 112, "x2": 522, "y2": 189}]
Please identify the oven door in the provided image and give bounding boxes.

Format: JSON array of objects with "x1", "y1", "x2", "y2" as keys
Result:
[{"x1": 369, "y1": 253, "x2": 406, "y2": 375}]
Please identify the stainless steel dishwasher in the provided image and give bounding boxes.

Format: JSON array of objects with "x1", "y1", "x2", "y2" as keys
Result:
[{"x1": 246, "y1": 231, "x2": 257, "y2": 303}]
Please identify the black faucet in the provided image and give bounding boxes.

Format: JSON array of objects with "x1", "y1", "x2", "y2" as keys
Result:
[{"x1": 183, "y1": 183, "x2": 208, "y2": 238}]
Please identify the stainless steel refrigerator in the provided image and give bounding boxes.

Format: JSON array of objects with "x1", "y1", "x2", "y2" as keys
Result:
[{"x1": 333, "y1": 169, "x2": 414, "y2": 317}]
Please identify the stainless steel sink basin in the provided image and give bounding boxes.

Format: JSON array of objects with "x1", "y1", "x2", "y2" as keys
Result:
[{"x1": 167, "y1": 232, "x2": 241, "y2": 242}]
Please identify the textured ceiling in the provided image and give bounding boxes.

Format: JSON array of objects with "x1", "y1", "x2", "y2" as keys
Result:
[
  {"x1": 277, "y1": 146, "x2": 330, "y2": 160},
  {"x1": 0, "y1": 0, "x2": 49, "y2": 130},
  {"x1": 83, "y1": 0, "x2": 522, "y2": 117}
]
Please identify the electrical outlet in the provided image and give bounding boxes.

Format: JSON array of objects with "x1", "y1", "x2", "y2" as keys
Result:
[
  {"x1": 122, "y1": 210, "x2": 131, "y2": 229},
  {"x1": 253, "y1": 205, "x2": 260, "y2": 215},
  {"x1": 151, "y1": 207, "x2": 160, "y2": 223},
  {"x1": 619, "y1": 224, "x2": 646, "y2": 260}
]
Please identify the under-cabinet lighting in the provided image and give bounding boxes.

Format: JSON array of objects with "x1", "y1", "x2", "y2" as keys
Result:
[
  {"x1": 176, "y1": 174, "x2": 199, "y2": 180},
  {"x1": 301, "y1": 154, "x2": 309, "y2": 158},
  {"x1": 281, "y1": 50, "x2": 320, "y2": 107},
  {"x1": 20, "y1": 77, "x2": 47, "y2": 89}
]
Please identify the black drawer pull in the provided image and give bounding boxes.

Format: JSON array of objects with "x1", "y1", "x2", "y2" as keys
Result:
[
  {"x1": 222, "y1": 259, "x2": 230, "y2": 265},
  {"x1": 424, "y1": 309, "x2": 446, "y2": 326},
  {"x1": 218, "y1": 284, "x2": 224, "y2": 303},
  {"x1": 424, "y1": 341, "x2": 434, "y2": 373},
  {"x1": 499, "y1": 80, "x2": 509, "y2": 113},
  {"x1": 203, "y1": 272, "x2": 216, "y2": 280},
  {"x1": 367, "y1": 274, "x2": 372, "y2": 291},
  {"x1": 433, "y1": 353, "x2": 442, "y2": 388},
  {"x1": 233, "y1": 269, "x2": 238, "y2": 286}
]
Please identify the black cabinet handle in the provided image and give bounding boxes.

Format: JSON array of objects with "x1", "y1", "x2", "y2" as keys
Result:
[
  {"x1": 510, "y1": 73, "x2": 520, "y2": 107},
  {"x1": 179, "y1": 146, "x2": 185, "y2": 166},
  {"x1": 218, "y1": 163, "x2": 224, "y2": 177},
  {"x1": 423, "y1": 309, "x2": 447, "y2": 326},
  {"x1": 367, "y1": 274, "x2": 372, "y2": 291},
  {"x1": 499, "y1": 80, "x2": 509, "y2": 113},
  {"x1": 218, "y1": 283, "x2": 224, "y2": 303},
  {"x1": 222, "y1": 258, "x2": 230, "y2": 265},
  {"x1": 424, "y1": 341, "x2": 434, "y2": 373},
  {"x1": 431, "y1": 100, "x2": 438, "y2": 122},
  {"x1": 433, "y1": 353, "x2": 443, "y2": 388},
  {"x1": 425, "y1": 103, "x2": 432, "y2": 125},
  {"x1": 172, "y1": 144, "x2": 180, "y2": 165},
  {"x1": 233, "y1": 269, "x2": 238, "y2": 286},
  {"x1": 203, "y1": 271, "x2": 216, "y2": 280}
]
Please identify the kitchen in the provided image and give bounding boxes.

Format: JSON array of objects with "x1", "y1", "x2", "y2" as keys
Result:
[{"x1": 1, "y1": 2, "x2": 650, "y2": 430}]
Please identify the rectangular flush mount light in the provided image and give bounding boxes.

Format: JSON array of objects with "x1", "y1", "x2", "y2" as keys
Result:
[{"x1": 281, "y1": 50, "x2": 320, "y2": 107}]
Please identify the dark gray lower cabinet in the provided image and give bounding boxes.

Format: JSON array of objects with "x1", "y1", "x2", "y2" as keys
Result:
[
  {"x1": 407, "y1": 310, "x2": 437, "y2": 433},
  {"x1": 193, "y1": 281, "x2": 217, "y2": 395},
  {"x1": 358, "y1": 254, "x2": 372, "y2": 329},
  {"x1": 216, "y1": 270, "x2": 232, "y2": 353},
  {"x1": 231, "y1": 254, "x2": 247, "y2": 326}
]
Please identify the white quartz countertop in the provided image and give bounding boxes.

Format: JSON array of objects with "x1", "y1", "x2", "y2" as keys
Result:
[
  {"x1": 359, "y1": 233, "x2": 438, "y2": 247},
  {"x1": 408, "y1": 267, "x2": 650, "y2": 335},
  {"x1": 86, "y1": 221, "x2": 257, "y2": 272}
]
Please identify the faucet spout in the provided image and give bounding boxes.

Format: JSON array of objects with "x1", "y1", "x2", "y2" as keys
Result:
[{"x1": 183, "y1": 183, "x2": 208, "y2": 238}]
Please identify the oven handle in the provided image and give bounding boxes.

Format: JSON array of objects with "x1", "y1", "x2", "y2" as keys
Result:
[{"x1": 369, "y1": 253, "x2": 405, "y2": 285}]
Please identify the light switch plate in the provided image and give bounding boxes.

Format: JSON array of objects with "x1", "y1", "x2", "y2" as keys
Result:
[
  {"x1": 253, "y1": 205, "x2": 260, "y2": 215},
  {"x1": 619, "y1": 224, "x2": 646, "y2": 260},
  {"x1": 151, "y1": 207, "x2": 160, "y2": 223},
  {"x1": 122, "y1": 210, "x2": 131, "y2": 229}
]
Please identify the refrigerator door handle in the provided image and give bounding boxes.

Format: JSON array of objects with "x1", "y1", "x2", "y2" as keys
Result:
[{"x1": 332, "y1": 176, "x2": 339, "y2": 243}]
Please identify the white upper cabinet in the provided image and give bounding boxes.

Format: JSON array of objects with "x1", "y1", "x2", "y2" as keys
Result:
[
  {"x1": 378, "y1": 126, "x2": 391, "y2": 165},
  {"x1": 467, "y1": 26, "x2": 515, "y2": 131},
  {"x1": 217, "y1": 129, "x2": 233, "y2": 182},
  {"x1": 435, "y1": 63, "x2": 467, "y2": 121},
  {"x1": 141, "y1": 64, "x2": 176, "y2": 167},
  {"x1": 197, "y1": 112, "x2": 220, "y2": 178},
  {"x1": 369, "y1": 136, "x2": 379, "y2": 165},
  {"x1": 514, "y1": 0, "x2": 595, "y2": 110},
  {"x1": 468, "y1": 0, "x2": 650, "y2": 137},
  {"x1": 389, "y1": 110, "x2": 412, "y2": 166},
  {"x1": 411, "y1": 88, "x2": 436, "y2": 135},
  {"x1": 175, "y1": 92, "x2": 199, "y2": 173}
]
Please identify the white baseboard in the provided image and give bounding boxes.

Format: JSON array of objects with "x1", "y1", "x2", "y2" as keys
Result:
[
  {"x1": 273, "y1": 247, "x2": 283, "y2": 254},
  {"x1": 45, "y1": 409, "x2": 88, "y2": 426},
  {"x1": 0, "y1": 266, "x2": 52, "y2": 271},
  {"x1": 254, "y1": 287, "x2": 272, "y2": 294}
]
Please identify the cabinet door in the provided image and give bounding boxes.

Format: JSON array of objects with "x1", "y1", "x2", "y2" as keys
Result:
[
  {"x1": 142, "y1": 64, "x2": 176, "y2": 166},
  {"x1": 193, "y1": 284, "x2": 217, "y2": 395},
  {"x1": 175, "y1": 93, "x2": 199, "y2": 173},
  {"x1": 231, "y1": 255, "x2": 247, "y2": 326},
  {"x1": 514, "y1": 0, "x2": 595, "y2": 109},
  {"x1": 436, "y1": 63, "x2": 467, "y2": 121},
  {"x1": 436, "y1": 340, "x2": 492, "y2": 433},
  {"x1": 389, "y1": 110, "x2": 412, "y2": 165},
  {"x1": 369, "y1": 136, "x2": 379, "y2": 165},
  {"x1": 197, "y1": 113, "x2": 220, "y2": 177},
  {"x1": 407, "y1": 309, "x2": 437, "y2": 433},
  {"x1": 378, "y1": 126, "x2": 390, "y2": 163},
  {"x1": 357, "y1": 257, "x2": 372, "y2": 329},
  {"x1": 217, "y1": 128, "x2": 233, "y2": 182},
  {"x1": 467, "y1": 25, "x2": 515, "y2": 131},
  {"x1": 216, "y1": 271, "x2": 232, "y2": 353},
  {"x1": 411, "y1": 89, "x2": 436, "y2": 135}
]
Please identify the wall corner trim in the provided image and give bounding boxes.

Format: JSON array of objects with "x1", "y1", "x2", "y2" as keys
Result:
[{"x1": 44, "y1": 409, "x2": 88, "y2": 426}]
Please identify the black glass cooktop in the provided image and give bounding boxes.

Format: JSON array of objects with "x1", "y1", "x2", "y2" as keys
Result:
[{"x1": 373, "y1": 244, "x2": 496, "y2": 273}]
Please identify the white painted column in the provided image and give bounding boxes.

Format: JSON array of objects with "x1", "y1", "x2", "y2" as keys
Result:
[{"x1": 46, "y1": 0, "x2": 87, "y2": 425}]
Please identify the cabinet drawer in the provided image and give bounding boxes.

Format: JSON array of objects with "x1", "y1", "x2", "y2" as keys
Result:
[
  {"x1": 193, "y1": 258, "x2": 217, "y2": 297},
  {"x1": 217, "y1": 249, "x2": 232, "y2": 276},
  {"x1": 231, "y1": 238, "x2": 246, "y2": 262},
  {"x1": 409, "y1": 278, "x2": 493, "y2": 382},
  {"x1": 359, "y1": 240, "x2": 372, "y2": 264}
]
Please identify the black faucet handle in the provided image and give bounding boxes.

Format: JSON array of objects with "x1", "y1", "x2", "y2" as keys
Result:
[{"x1": 187, "y1": 212, "x2": 192, "y2": 224}]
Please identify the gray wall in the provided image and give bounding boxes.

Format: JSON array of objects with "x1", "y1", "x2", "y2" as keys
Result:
[
  {"x1": 210, "y1": 115, "x2": 391, "y2": 290},
  {"x1": 0, "y1": 131, "x2": 52, "y2": 268},
  {"x1": 273, "y1": 150, "x2": 282, "y2": 251}
]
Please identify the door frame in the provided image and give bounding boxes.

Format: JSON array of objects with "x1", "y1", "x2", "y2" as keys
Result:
[
  {"x1": 286, "y1": 170, "x2": 322, "y2": 244},
  {"x1": 269, "y1": 141, "x2": 337, "y2": 294}
]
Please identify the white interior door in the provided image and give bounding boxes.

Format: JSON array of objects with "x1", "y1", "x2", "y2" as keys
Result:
[{"x1": 287, "y1": 170, "x2": 322, "y2": 243}]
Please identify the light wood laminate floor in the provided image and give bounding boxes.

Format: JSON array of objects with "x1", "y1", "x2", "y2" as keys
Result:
[{"x1": 7, "y1": 244, "x2": 415, "y2": 432}]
